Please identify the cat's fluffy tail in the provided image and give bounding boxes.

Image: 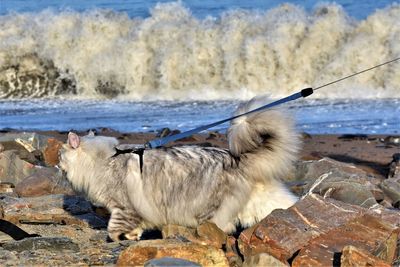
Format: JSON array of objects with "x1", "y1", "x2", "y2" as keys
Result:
[{"x1": 228, "y1": 96, "x2": 300, "y2": 183}]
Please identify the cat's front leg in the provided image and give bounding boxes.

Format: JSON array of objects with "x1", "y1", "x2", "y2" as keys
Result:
[{"x1": 107, "y1": 207, "x2": 143, "y2": 242}]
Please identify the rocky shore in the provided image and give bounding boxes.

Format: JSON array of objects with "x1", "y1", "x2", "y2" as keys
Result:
[{"x1": 0, "y1": 129, "x2": 399, "y2": 266}]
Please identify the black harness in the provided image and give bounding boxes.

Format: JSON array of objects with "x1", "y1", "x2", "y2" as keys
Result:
[{"x1": 112, "y1": 147, "x2": 145, "y2": 173}]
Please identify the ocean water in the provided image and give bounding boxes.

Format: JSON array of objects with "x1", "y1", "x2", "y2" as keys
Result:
[{"x1": 0, "y1": 1, "x2": 399, "y2": 134}]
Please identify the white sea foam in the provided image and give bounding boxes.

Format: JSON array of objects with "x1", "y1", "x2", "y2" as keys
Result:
[{"x1": 1, "y1": 2, "x2": 400, "y2": 99}]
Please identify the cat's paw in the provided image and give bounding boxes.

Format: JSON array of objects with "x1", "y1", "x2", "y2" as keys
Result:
[{"x1": 125, "y1": 227, "x2": 143, "y2": 241}]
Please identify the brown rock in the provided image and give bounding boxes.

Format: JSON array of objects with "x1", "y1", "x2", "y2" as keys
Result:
[
  {"x1": 162, "y1": 224, "x2": 197, "y2": 241},
  {"x1": 239, "y1": 194, "x2": 363, "y2": 261},
  {"x1": 243, "y1": 253, "x2": 288, "y2": 267},
  {"x1": 116, "y1": 239, "x2": 229, "y2": 266},
  {"x1": 43, "y1": 138, "x2": 63, "y2": 166},
  {"x1": 292, "y1": 214, "x2": 399, "y2": 266},
  {"x1": 15, "y1": 167, "x2": 74, "y2": 197},
  {"x1": 196, "y1": 221, "x2": 227, "y2": 248},
  {"x1": 162, "y1": 222, "x2": 227, "y2": 249},
  {"x1": 225, "y1": 236, "x2": 242, "y2": 267},
  {"x1": 239, "y1": 194, "x2": 400, "y2": 262},
  {"x1": 341, "y1": 245, "x2": 391, "y2": 267}
]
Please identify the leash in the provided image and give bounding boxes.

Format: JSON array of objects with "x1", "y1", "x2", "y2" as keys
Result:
[{"x1": 145, "y1": 57, "x2": 400, "y2": 149}]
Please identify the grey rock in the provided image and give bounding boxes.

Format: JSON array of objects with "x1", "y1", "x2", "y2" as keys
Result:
[
  {"x1": 388, "y1": 153, "x2": 400, "y2": 179},
  {"x1": 292, "y1": 158, "x2": 378, "y2": 183},
  {"x1": 0, "y1": 141, "x2": 40, "y2": 165},
  {"x1": 144, "y1": 257, "x2": 201, "y2": 267},
  {"x1": 2, "y1": 237, "x2": 79, "y2": 252},
  {"x1": 380, "y1": 179, "x2": 400, "y2": 207},
  {"x1": 291, "y1": 158, "x2": 381, "y2": 207},
  {"x1": 305, "y1": 176, "x2": 378, "y2": 208},
  {"x1": 0, "y1": 150, "x2": 39, "y2": 184},
  {"x1": 0, "y1": 132, "x2": 50, "y2": 152},
  {"x1": 1, "y1": 194, "x2": 107, "y2": 228}
]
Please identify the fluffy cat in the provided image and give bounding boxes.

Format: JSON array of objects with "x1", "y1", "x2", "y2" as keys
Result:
[{"x1": 59, "y1": 97, "x2": 300, "y2": 241}]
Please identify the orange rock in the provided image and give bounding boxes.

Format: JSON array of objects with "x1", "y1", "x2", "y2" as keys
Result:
[
  {"x1": 341, "y1": 245, "x2": 391, "y2": 267},
  {"x1": 239, "y1": 194, "x2": 400, "y2": 263},
  {"x1": 43, "y1": 138, "x2": 63, "y2": 166},
  {"x1": 116, "y1": 239, "x2": 229, "y2": 266},
  {"x1": 292, "y1": 214, "x2": 399, "y2": 266}
]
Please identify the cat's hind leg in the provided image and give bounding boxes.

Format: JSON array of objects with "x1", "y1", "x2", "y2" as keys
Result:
[{"x1": 107, "y1": 208, "x2": 144, "y2": 241}]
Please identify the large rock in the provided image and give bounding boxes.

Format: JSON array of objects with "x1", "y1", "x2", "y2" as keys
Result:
[
  {"x1": 15, "y1": 167, "x2": 74, "y2": 197},
  {"x1": 116, "y1": 239, "x2": 229, "y2": 266},
  {"x1": 380, "y1": 178, "x2": 400, "y2": 208},
  {"x1": 291, "y1": 158, "x2": 382, "y2": 207},
  {"x1": 162, "y1": 221, "x2": 227, "y2": 249},
  {"x1": 243, "y1": 253, "x2": 288, "y2": 267},
  {"x1": 239, "y1": 194, "x2": 400, "y2": 264},
  {"x1": 340, "y1": 245, "x2": 391, "y2": 267},
  {"x1": 0, "y1": 141, "x2": 39, "y2": 165},
  {"x1": 0, "y1": 194, "x2": 106, "y2": 228},
  {"x1": 0, "y1": 132, "x2": 50, "y2": 152},
  {"x1": 2, "y1": 237, "x2": 79, "y2": 252},
  {"x1": 0, "y1": 151, "x2": 38, "y2": 184},
  {"x1": 292, "y1": 214, "x2": 399, "y2": 266},
  {"x1": 292, "y1": 158, "x2": 378, "y2": 183}
]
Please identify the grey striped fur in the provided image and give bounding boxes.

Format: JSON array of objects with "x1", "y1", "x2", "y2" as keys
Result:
[{"x1": 59, "y1": 96, "x2": 300, "y2": 241}]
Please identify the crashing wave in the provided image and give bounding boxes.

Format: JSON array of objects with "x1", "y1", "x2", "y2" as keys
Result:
[{"x1": 1, "y1": 2, "x2": 400, "y2": 99}]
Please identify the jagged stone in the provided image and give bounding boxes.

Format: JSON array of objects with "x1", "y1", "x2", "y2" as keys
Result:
[
  {"x1": 15, "y1": 167, "x2": 74, "y2": 197},
  {"x1": 0, "y1": 141, "x2": 39, "y2": 165},
  {"x1": 291, "y1": 158, "x2": 382, "y2": 207},
  {"x1": 2, "y1": 237, "x2": 79, "y2": 252},
  {"x1": 380, "y1": 179, "x2": 400, "y2": 207},
  {"x1": 0, "y1": 133, "x2": 50, "y2": 152},
  {"x1": 196, "y1": 222, "x2": 227, "y2": 249},
  {"x1": 239, "y1": 194, "x2": 400, "y2": 262},
  {"x1": 341, "y1": 245, "x2": 391, "y2": 267},
  {"x1": 308, "y1": 177, "x2": 378, "y2": 208},
  {"x1": 291, "y1": 214, "x2": 399, "y2": 266},
  {"x1": 0, "y1": 194, "x2": 106, "y2": 228},
  {"x1": 0, "y1": 150, "x2": 38, "y2": 184},
  {"x1": 116, "y1": 239, "x2": 229, "y2": 266},
  {"x1": 162, "y1": 222, "x2": 227, "y2": 249},
  {"x1": 243, "y1": 253, "x2": 288, "y2": 267}
]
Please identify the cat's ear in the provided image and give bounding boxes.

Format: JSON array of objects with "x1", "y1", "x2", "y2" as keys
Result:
[
  {"x1": 88, "y1": 130, "x2": 95, "y2": 137},
  {"x1": 68, "y1": 132, "x2": 80, "y2": 149}
]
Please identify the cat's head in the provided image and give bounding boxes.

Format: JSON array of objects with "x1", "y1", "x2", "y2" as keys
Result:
[{"x1": 59, "y1": 132, "x2": 119, "y2": 173}]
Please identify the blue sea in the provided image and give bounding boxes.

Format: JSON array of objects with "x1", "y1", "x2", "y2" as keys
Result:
[{"x1": 0, "y1": 0, "x2": 399, "y2": 134}]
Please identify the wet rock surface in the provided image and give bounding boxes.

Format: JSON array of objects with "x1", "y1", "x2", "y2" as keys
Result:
[{"x1": 0, "y1": 131, "x2": 398, "y2": 265}]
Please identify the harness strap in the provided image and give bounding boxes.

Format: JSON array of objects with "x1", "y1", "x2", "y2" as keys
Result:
[{"x1": 112, "y1": 147, "x2": 145, "y2": 173}]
